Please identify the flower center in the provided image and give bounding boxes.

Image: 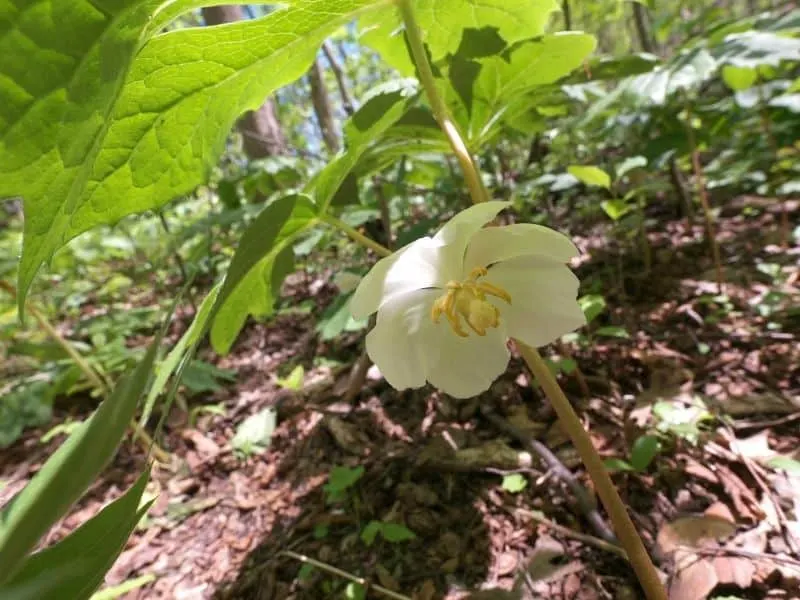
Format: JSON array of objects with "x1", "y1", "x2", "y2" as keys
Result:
[{"x1": 430, "y1": 267, "x2": 512, "y2": 337}]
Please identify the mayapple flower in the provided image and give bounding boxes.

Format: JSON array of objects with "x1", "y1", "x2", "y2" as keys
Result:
[{"x1": 350, "y1": 201, "x2": 586, "y2": 399}]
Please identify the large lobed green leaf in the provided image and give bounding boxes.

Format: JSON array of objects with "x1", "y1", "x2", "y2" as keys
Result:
[
  {"x1": 360, "y1": 0, "x2": 560, "y2": 75},
  {"x1": 0, "y1": 0, "x2": 390, "y2": 308}
]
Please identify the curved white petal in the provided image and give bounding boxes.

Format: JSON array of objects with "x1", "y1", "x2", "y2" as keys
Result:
[
  {"x1": 421, "y1": 321, "x2": 510, "y2": 399},
  {"x1": 365, "y1": 289, "x2": 440, "y2": 390},
  {"x1": 463, "y1": 224, "x2": 580, "y2": 273},
  {"x1": 486, "y1": 255, "x2": 585, "y2": 348},
  {"x1": 433, "y1": 201, "x2": 511, "y2": 245},
  {"x1": 350, "y1": 237, "x2": 457, "y2": 320}
]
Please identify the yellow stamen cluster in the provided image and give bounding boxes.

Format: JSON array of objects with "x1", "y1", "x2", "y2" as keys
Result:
[{"x1": 431, "y1": 267, "x2": 512, "y2": 337}]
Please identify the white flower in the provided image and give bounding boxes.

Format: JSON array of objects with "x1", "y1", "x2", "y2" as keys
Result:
[{"x1": 350, "y1": 201, "x2": 585, "y2": 398}]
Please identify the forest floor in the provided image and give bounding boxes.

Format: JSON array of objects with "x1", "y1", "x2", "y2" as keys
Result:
[{"x1": 1, "y1": 199, "x2": 799, "y2": 600}]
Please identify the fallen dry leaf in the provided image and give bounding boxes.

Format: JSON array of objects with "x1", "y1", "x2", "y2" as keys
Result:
[
  {"x1": 669, "y1": 550, "x2": 718, "y2": 600},
  {"x1": 657, "y1": 515, "x2": 737, "y2": 556}
]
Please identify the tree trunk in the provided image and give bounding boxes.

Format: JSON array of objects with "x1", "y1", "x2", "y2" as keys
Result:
[
  {"x1": 561, "y1": 0, "x2": 572, "y2": 30},
  {"x1": 202, "y1": 6, "x2": 288, "y2": 158},
  {"x1": 632, "y1": 2, "x2": 656, "y2": 54},
  {"x1": 308, "y1": 58, "x2": 341, "y2": 153}
]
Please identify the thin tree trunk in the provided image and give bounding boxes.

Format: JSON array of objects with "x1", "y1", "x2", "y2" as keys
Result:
[
  {"x1": 561, "y1": 0, "x2": 572, "y2": 30},
  {"x1": 632, "y1": 2, "x2": 656, "y2": 54},
  {"x1": 308, "y1": 58, "x2": 341, "y2": 153},
  {"x1": 202, "y1": 6, "x2": 288, "y2": 158}
]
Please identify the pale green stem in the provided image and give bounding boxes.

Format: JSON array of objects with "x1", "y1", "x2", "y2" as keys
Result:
[
  {"x1": 395, "y1": 3, "x2": 668, "y2": 598},
  {"x1": 320, "y1": 213, "x2": 391, "y2": 257},
  {"x1": 516, "y1": 342, "x2": 667, "y2": 600},
  {"x1": 397, "y1": 0, "x2": 490, "y2": 205}
]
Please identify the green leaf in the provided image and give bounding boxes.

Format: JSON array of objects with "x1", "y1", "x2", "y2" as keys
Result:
[
  {"x1": 310, "y1": 79, "x2": 419, "y2": 210},
  {"x1": 277, "y1": 366, "x2": 305, "y2": 391},
  {"x1": 2, "y1": 470, "x2": 153, "y2": 600},
  {"x1": 763, "y1": 456, "x2": 800, "y2": 474},
  {"x1": 578, "y1": 294, "x2": 606, "y2": 323},
  {"x1": 463, "y1": 33, "x2": 596, "y2": 141},
  {"x1": 90, "y1": 574, "x2": 156, "y2": 600},
  {"x1": 0, "y1": 336, "x2": 161, "y2": 583},
  {"x1": 210, "y1": 194, "x2": 317, "y2": 354},
  {"x1": 380, "y1": 523, "x2": 416, "y2": 543},
  {"x1": 616, "y1": 156, "x2": 648, "y2": 179},
  {"x1": 604, "y1": 458, "x2": 635, "y2": 473},
  {"x1": 501, "y1": 474, "x2": 528, "y2": 493},
  {"x1": 360, "y1": 521, "x2": 382, "y2": 546},
  {"x1": 594, "y1": 326, "x2": 629, "y2": 338},
  {"x1": 629, "y1": 435, "x2": 662, "y2": 471},
  {"x1": 3, "y1": 0, "x2": 388, "y2": 307},
  {"x1": 316, "y1": 294, "x2": 369, "y2": 340},
  {"x1": 360, "y1": 0, "x2": 560, "y2": 75},
  {"x1": 324, "y1": 466, "x2": 365, "y2": 496},
  {"x1": 231, "y1": 408, "x2": 277, "y2": 456},
  {"x1": 601, "y1": 199, "x2": 632, "y2": 221},
  {"x1": 139, "y1": 285, "x2": 220, "y2": 428},
  {"x1": 721, "y1": 65, "x2": 757, "y2": 91},
  {"x1": 567, "y1": 165, "x2": 611, "y2": 189}
]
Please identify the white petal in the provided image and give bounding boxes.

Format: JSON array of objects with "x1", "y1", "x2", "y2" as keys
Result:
[
  {"x1": 485, "y1": 255, "x2": 586, "y2": 348},
  {"x1": 463, "y1": 224, "x2": 580, "y2": 273},
  {"x1": 350, "y1": 237, "x2": 456, "y2": 320},
  {"x1": 433, "y1": 201, "x2": 511, "y2": 245},
  {"x1": 365, "y1": 289, "x2": 439, "y2": 390},
  {"x1": 421, "y1": 321, "x2": 511, "y2": 399}
]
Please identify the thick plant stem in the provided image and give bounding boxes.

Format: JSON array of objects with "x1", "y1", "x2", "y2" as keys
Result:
[
  {"x1": 321, "y1": 214, "x2": 391, "y2": 257},
  {"x1": 516, "y1": 342, "x2": 667, "y2": 600},
  {"x1": 398, "y1": 0, "x2": 490, "y2": 205}
]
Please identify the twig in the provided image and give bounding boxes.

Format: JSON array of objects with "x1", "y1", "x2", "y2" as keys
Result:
[
  {"x1": 711, "y1": 435, "x2": 800, "y2": 555},
  {"x1": 514, "y1": 507, "x2": 627, "y2": 559},
  {"x1": 322, "y1": 41, "x2": 356, "y2": 116},
  {"x1": 480, "y1": 404, "x2": 618, "y2": 545},
  {"x1": 677, "y1": 545, "x2": 800, "y2": 570},
  {"x1": 281, "y1": 550, "x2": 412, "y2": 600}
]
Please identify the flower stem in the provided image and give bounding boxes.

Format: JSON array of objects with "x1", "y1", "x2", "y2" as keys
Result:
[
  {"x1": 516, "y1": 341, "x2": 667, "y2": 600},
  {"x1": 320, "y1": 213, "x2": 391, "y2": 257},
  {"x1": 397, "y1": 0, "x2": 490, "y2": 205}
]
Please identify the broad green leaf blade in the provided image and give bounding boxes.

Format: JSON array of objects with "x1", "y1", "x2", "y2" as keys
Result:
[
  {"x1": 2, "y1": 469, "x2": 153, "y2": 600},
  {"x1": 568, "y1": 165, "x2": 611, "y2": 189},
  {"x1": 139, "y1": 284, "x2": 220, "y2": 428},
  {"x1": 0, "y1": 338, "x2": 160, "y2": 582},
  {"x1": 360, "y1": 0, "x2": 560, "y2": 75},
  {"x1": 456, "y1": 33, "x2": 596, "y2": 143},
  {"x1": 3, "y1": 0, "x2": 387, "y2": 307},
  {"x1": 210, "y1": 195, "x2": 318, "y2": 354},
  {"x1": 310, "y1": 79, "x2": 419, "y2": 210}
]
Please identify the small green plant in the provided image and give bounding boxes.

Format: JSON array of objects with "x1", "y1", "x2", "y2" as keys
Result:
[
  {"x1": 323, "y1": 465, "x2": 365, "y2": 504},
  {"x1": 360, "y1": 521, "x2": 416, "y2": 546}
]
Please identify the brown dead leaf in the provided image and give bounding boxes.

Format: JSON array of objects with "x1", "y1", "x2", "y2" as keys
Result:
[
  {"x1": 712, "y1": 555, "x2": 755, "y2": 588},
  {"x1": 704, "y1": 501, "x2": 736, "y2": 525},
  {"x1": 715, "y1": 464, "x2": 765, "y2": 522},
  {"x1": 181, "y1": 429, "x2": 221, "y2": 457},
  {"x1": 657, "y1": 515, "x2": 737, "y2": 555},
  {"x1": 414, "y1": 579, "x2": 438, "y2": 600},
  {"x1": 669, "y1": 550, "x2": 718, "y2": 600},
  {"x1": 731, "y1": 430, "x2": 776, "y2": 462},
  {"x1": 323, "y1": 416, "x2": 367, "y2": 454}
]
